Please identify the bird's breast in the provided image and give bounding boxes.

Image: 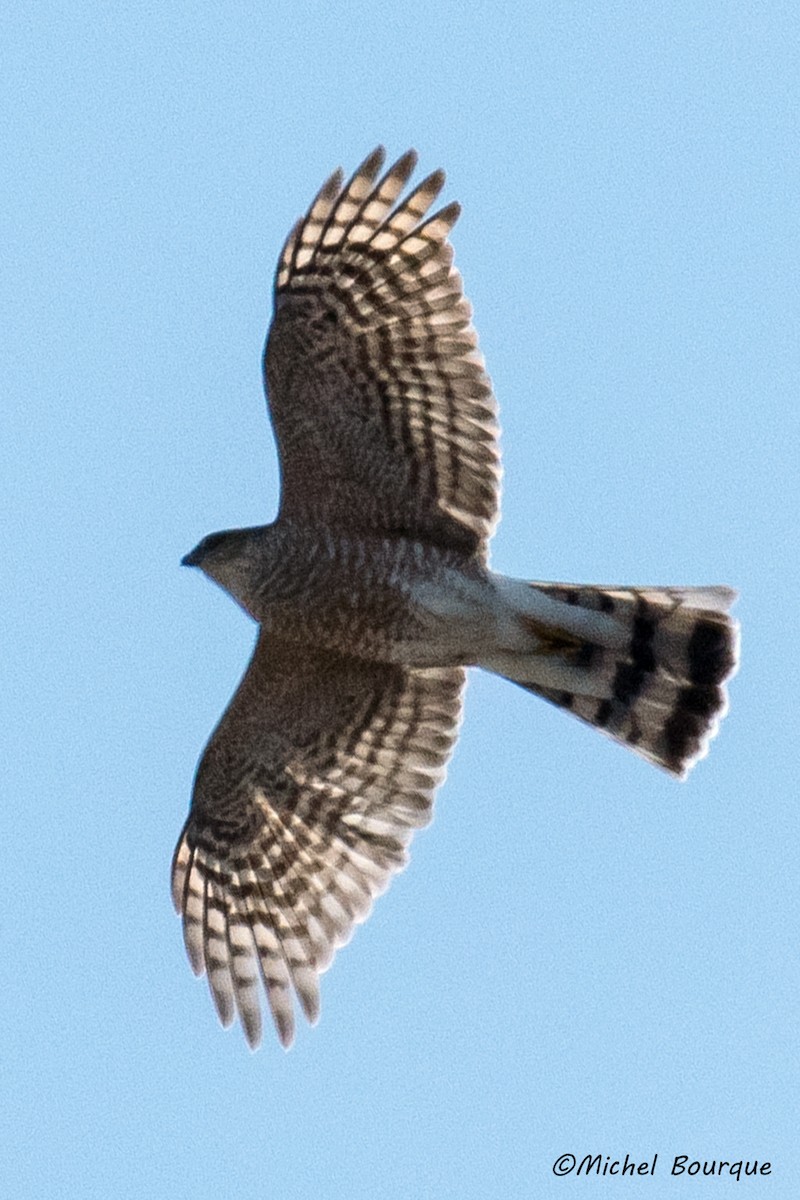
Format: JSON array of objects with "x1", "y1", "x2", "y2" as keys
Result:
[{"x1": 253, "y1": 529, "x2": 490, "y2": 667}]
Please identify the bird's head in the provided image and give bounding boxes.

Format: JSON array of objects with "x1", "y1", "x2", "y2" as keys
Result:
[
  {"x1": 181, "y1": 530, "x2": 236, "y2": 571},
  {"x1": 182, "y1": 527, "x2": 264, "y2": 615}
]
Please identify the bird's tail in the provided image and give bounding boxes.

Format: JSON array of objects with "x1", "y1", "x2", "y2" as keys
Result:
[{"x1": 482, "y1": 582, "x2": 739, "y2": 777}]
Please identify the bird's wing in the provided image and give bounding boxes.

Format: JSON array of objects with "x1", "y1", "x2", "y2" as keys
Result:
[
  {"x1": 264, "y1": 148, "x2": 501, "y2": 559},
  {"x1": 172, "y1": 634, "x2": 464, "y2": 1048}
]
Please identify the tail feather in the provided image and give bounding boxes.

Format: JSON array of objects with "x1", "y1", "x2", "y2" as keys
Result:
[{"x1": 494, "y1": 583, "x2": 739, "y2": 778}]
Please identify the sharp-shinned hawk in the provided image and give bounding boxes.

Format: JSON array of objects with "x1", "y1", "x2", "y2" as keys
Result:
[{"x1": 174, "y1": 148, "x2": 739, "y2": 1049}]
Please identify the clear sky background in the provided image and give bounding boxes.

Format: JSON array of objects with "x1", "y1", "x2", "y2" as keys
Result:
[{"x1": 4, "y1": 3, "x2": 798, "y2": 1198}]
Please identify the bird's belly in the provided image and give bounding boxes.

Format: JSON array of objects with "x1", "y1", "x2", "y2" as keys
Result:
[{"x1": 258, "y1": 557, "x2": 500, "y2": 668}]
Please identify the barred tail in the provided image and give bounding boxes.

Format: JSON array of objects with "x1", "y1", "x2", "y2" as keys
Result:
[{"x1": 489, "y1": 583, "x2": 739, "y2": 778}]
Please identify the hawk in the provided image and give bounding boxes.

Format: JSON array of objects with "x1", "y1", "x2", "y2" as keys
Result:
[{"x1": 174, "y1": 148, "x2": 739, "y2": 1049}]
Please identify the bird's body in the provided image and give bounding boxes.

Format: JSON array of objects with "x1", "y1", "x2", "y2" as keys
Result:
[
  {"x1": 188, "y1": 521, "x2": 552, "y2": 669},
  {"x1": 175, "y1": 148, "x2": 739, "y2": 1049}
]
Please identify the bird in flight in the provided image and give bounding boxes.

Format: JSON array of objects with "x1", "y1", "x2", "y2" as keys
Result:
[{"x1": 175, "y1": 148, "x2": 739, "y2": 1049}]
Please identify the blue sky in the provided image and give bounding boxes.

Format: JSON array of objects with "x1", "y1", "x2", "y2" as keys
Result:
[{"x1": 4, "y1": 3, "x2": 798, "y2": 1197}]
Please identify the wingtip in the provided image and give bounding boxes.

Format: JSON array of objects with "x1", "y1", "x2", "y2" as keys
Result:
[
  {"x1": 276, "y1": 1017, "x2": 295, "y2": 1050},
  {"x1": 242, "y1": 1016, "x2": 264, "y2": 1052},
  {"x1": 359, "y1": 145, "x2": 387, "y2": 177},
  {"x1": 322, "y1": 166, "x2": 345, "y2": 199},
  {"x1": 393, "y1": 147, "x2": 418, "y2": 176}
]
